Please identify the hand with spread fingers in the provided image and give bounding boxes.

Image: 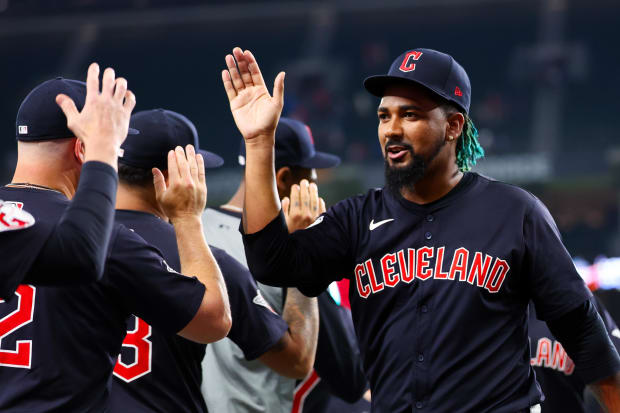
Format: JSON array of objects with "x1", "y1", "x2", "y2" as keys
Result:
[
  {"x1": 221, "y1": 47, "x2": 285, "y2": 144},
  {"x1": 282, "y1": 180, "x2": 326, "y2": 233},
  {"x1": 153, "y1": 145, "x2": 207, "y2": 223},
  {"x1": 55, "y1": 63, "x2": 136, "y2": 168}
]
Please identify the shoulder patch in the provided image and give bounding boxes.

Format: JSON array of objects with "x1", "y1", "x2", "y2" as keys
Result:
[
  {"x1": 252, "y1": 289, "x2": 277, "y2": 314},
  {"x1": 0, "y1": 200, "x2": 35, "y2": 232}
]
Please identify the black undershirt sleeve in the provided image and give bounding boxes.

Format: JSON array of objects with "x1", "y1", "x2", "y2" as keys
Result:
[
  {"x1": 313, "y1": 292, "x2": 367, "y2": 402},
  {"x1": 547, "y1": 298, "x2": 620, "y2": 384},
  {"x1": 24, "y1": 161, "x2": 118, "y2": 285}
]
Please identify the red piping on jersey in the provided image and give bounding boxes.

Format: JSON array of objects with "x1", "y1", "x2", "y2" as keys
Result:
[{"x1": 291, "y1": 370, "x2": 321, "y2": 413}]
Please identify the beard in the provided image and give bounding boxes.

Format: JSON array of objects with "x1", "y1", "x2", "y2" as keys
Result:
[{"x1": 384, "y1": 138, "x2": 446, "y2": 196}]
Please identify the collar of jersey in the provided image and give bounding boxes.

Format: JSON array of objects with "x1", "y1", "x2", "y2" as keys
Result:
[{"x1": 388, "y1": 172, "x2": 476, "y2": 214}]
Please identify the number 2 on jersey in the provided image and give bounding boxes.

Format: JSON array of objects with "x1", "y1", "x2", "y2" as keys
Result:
[
  {"x1": 113, "y1": 316, "x2": 152, "y2": 382},
  {"x1": 0, "y1": 285, "x2": 36, "y2": 369}
]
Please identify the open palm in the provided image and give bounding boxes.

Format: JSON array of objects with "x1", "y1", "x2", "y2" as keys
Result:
[{"x1": 222, "y1": 48, "x2": 285, "y2": 142}]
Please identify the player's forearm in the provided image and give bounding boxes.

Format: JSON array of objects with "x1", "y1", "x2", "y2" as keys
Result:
[
  {"x1": 281, "y1": 288, "x2": 319, "y2": 376},
  {"x1": 172, "y1": 216, "x2": 231, "y2": 341},
  {"x1": 587, "y1": 373, "x2": 620, "y2": 413},
  {"x1": 243, "y1": 137, "x2": 280, "y2": 234}
]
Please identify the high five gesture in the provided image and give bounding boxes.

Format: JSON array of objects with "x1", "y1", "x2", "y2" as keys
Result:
[
  {"x1": 222, "y1": 47, "x2": 285, "y2": 145},
  {"x1": 222, "y1": 48, "x2": 285, "y2": 233}
]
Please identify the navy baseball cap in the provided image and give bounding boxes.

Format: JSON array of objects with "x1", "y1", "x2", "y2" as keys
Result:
[
  {"x1": 16, "y1": 77, "x2": 138, "y2": 141},
  {"x1": 364, "y1": 48, "x2": 471, "y2": 114},
  {"x1": 239, "y1": 117, "x2": 340, "y2": 169},
  {"x1": 121, "y1": 109, "x2": 224, "y2": 170}
]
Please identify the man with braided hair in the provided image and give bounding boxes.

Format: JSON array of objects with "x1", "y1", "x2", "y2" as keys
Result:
[{"x1": 222, "y1": 46, "x2": 620, "y2": 412}]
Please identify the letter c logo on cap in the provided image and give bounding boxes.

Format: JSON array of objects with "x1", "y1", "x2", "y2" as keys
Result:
[{"x1": 399, "y1": 51, "x2": 423, "y2": 72}]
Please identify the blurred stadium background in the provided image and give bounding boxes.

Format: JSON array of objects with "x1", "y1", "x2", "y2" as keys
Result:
[{"x1": 1, "y1": 0, "x2": 619, "y2": 307}]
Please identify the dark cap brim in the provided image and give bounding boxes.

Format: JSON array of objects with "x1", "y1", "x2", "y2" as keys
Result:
[
  {"x1": 295, "y1": 151, "x2": 341, "y2": 169},
  {"x1": 363, "y1": 75, "x2": 464, "y2": 111},
  {"x1": 198, "y1": 149, "x2": 224, "y2": 169}
]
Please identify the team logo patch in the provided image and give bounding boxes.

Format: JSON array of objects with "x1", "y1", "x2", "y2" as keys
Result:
[
  {"x1": 18, "y1": 125, "x2": 28, "y2": 135},
  {"x1": 0, "y1": 200, "x2": 35, "y2": 232},
  {"x1": 399, "y1": 51, "x2": 423, "y2": 72},
  {"x1": 454, "y1": 86, "x2": 463, "y2": 97},
  {"x1": 252, "y1": 290, "x2": 277, "y2": 314}
]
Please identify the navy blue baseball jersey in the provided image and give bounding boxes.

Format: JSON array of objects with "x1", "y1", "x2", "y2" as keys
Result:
[
  {"x1": 529, "y1": 297, "x2": 620, "y2": 413},
  {"x1": 0, "y1": 189, "x2": 205, "y2": 412},
  {"x1": 109, "y1": 210, "x2": 288, "y2": 413},
  {"x1": 243, "y1": 172, "x2": 598, "y2": 413},
  {"x1": 0, "y1": 162, "x2": 118, "y2": 300}
]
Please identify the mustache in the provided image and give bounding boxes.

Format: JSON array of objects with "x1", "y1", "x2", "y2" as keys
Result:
[{"x1": 384, "y1": 140, "x2": 414, "y2": 152}]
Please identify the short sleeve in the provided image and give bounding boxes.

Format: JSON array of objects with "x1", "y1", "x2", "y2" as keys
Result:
[
  {"x1": 524, "y1": 198, "x2": 592, "y2": 321},
  {"x1": 211, "y1": 247, "x2": 288, "y2": 360},
  {"x1": 242, "y1": 199, "x2": 356, "y2": 297},
  {"x1": 106, "y1": 227, "x2": 206, "y2": 333}
]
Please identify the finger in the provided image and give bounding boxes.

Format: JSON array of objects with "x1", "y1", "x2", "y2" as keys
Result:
[
  {"x1": 299, "y1": 179, "x2": 310, "y2": 215},
  {"x1": 309, "y1": 182, "x2": 319, "y2": 215},
  {"x1": 319, "y1": 198, "x2": 326, "y2": 214},
  {"x1": 166, "y1": 150, "x2": 180, "y2": 184},
  {"x1": 222, "y1": 70, "x2": 237, "y2": 101},
  {"x1": 289, "y1": 184, "x2": 300, "y2": 214},
  {"x1": 196, "y1": 154, "x2": 206, "y2": 186},
  {"x1": 55, "y1": 94, "x2": 79, "y2": 122},
  {"x1": 101, "y1": 67, "x2": 116, "y2": 97},
  {"x1": 226, "y1": 54, "x2": 245, "y2": 93},
  {"x1": 175, "y1": 146, "x2": 191, "y2": 183},
  {"x1": 186, "y1": 145, "x2": 198, "y2": 183},
  {"x1": 123, "y1": 90, "x2": 136, "y2": 112},
  {"x1": 85, "y1": 62, "x2": 100, "y2": 101},
  {"x1": 281, "y1": 197, "x2": 290, "y2": 218},
  {"x1": 114, "y1": 77, "x2": 127, "y2": 101},
  {"x1": 245, "y1": 50, "x2": 266, "y2": 88},
  {"x1": 233, "y1": 47, "x2": 253, "y2": 87},
  {"x1": 152, "y1": 168, "x2": 166, "y2": 199},
  {"x1": 273, "y1": 71, "x2": 286, "y2": 108}
]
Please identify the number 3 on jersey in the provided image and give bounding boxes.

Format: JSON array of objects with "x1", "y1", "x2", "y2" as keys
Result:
[
  {"x1": 0, "y1": 285, "x2": 36, "y2": 369},
  {"x1": 113, "y1": 316, "x2": 152, "y2": 382}
]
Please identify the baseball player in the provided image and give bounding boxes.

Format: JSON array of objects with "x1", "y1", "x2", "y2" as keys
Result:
[
  {"x1": 0, "y1": 69, "x2": 230, "y2": 411},
  {"x1": 220, "y1": 46, "x2": 620, "y2": 412},
  {"x1": 529, "y1": 296, "x2": 620, "y2": 412},
  {"x1": 0, "y1": 66, "x2": 134, "y2": 300},
  {"x1": 107, "y1": 108, "x2": 319, "y2": 412},
  {"x1": 201, "y1": 117, "x2": 368, "y2": 413}
]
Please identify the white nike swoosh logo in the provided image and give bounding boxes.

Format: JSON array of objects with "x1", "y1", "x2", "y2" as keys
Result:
[{"x1": 369, "y1": 218, "x2": 394, "y2": 231}]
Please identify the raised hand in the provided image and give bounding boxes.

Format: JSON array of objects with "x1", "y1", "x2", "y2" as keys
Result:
[
  {"x1": 282, "y1": 180, "x2": 326, "y2": 233},
  {"x1": 222, "y1": 47, "x2": 285, "y2": 144},
  {"x1": 153, "y1": 145, "x2": 207, "y2": 223},
  {"x1": 56, "y1": 63, "x2": 136, "y2": 169}
]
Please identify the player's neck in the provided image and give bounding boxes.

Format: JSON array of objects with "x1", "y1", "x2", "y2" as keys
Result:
[
  {"x1": 11, "y1": 162, "x2": 77, "y2": 199},
  {"x1": 116, "y1": 183, "x2": 168, "y2": 221},
  {"x1": 222, "y1": 179, "x2": 245, "y2": 210},
  {"x1": 399, "y1": 165, "x2": 463, "y2": 205}
]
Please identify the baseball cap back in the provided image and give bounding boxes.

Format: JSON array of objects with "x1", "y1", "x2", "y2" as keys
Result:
[
  {"x1": 16, "y1": 78, "x2": 86, "y2": 141},
  {"x1": 363, "y1": 48, "x2": 471, "y2": 114},
  {"x1": 122, "y1": 109, "x2": 224, "y2": 171},
  {"x1": 239, "y1": 117, "x2": 340, "y2": 170},
  {"x1": 16, "y1": 77, "x2": 139, "y2": 141}
]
